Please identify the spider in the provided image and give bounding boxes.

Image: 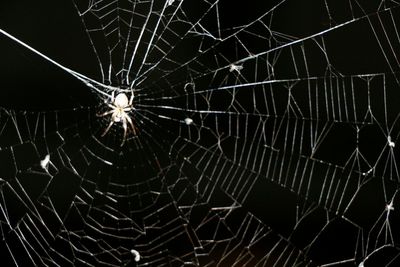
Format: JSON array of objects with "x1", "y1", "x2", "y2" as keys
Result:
[{"x1": 98, "y1": 91, "x2": 137, "y2": 146}]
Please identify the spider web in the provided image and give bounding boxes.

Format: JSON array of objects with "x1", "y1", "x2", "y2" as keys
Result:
[{"x1": 0, "y1": 0, "x2": 400, "y2": 266}]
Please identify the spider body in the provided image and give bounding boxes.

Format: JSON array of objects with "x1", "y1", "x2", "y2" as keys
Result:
[{"x1": 98, "y1": 91, "x2": 137, "y2": 146}]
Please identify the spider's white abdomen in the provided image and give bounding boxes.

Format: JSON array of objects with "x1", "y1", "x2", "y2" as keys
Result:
[
  {"x1": 98, "y1": 90, "x2": 136, "y2": 146},
  {"x1": 115, "y1": 93, "x2": 129, "y2": 107}
]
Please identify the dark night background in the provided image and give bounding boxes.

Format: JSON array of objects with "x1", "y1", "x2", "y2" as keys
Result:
[{"x1": 0, "y1": 1, "x2": 400, "y2": 266}]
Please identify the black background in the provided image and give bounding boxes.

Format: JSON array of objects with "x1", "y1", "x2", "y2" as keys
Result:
[{"x1": 0, "y1": 1, "x2": 400, "y2": 266}]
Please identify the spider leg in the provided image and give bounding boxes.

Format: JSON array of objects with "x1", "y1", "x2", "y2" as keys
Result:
[
  {"x1": 125, "y1": 114, "x2": 137, "y2": 135},
  {"x1": 111, "y1": 91, "x2": 115, "y2": 103},
  {"x1": 102, "y1": 113, "x2": 116, "y2": 137},
  {"x1": 121, "y1": 119, "x2": 128, "y2": 146},
  {"x1": 97, "y1": 110, "x2": 114, "y2": 117},
  {"x1": 129, "y1": 93, "x2": 134, "y2": 105}
]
